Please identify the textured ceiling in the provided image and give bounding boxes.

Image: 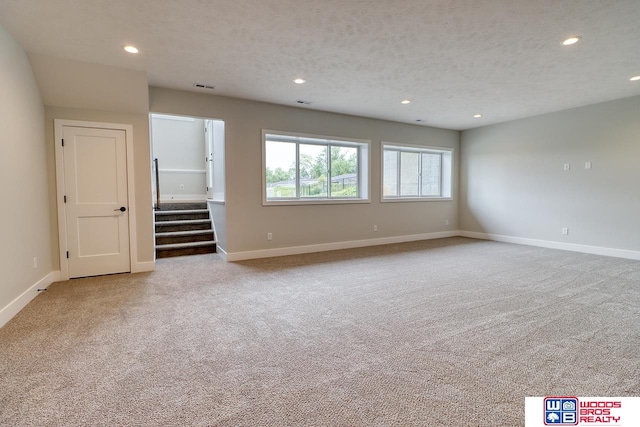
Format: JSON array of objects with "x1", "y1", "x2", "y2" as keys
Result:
[{"x1": 1, "y1": 0, "x2": 639, "y2": 130}]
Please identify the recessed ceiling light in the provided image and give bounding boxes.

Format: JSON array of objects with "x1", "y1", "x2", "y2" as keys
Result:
[
  {"x1": 473, "y1": 114, "x2": 482, "y2": 118},
  {"x1": 294, "y1": 78, "x2": 306, "y2": 84},
  {"x1": 401, "y1": 100, "x2": 411, "y2": 104},
  {"x1": 630, "y1": 75, "x2": 640, "y2": 81},
  {"x1": 562, "y1": 36, "x2": 581, "y2": 46},
  {"x1": 123, "y1": 45, "x2": 139, "y2": 54}
]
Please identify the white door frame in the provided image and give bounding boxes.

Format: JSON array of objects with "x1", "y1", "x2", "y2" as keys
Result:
[{"x1": 54, "y1": 119, "x2": 138, "y2": 280}]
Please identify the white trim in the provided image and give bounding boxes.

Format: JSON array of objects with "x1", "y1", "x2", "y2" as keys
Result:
[
  {"x1": 206, "y1": 201, "x2": 219, "y2": 247},
  {"x1": 262, "y1": 129, "x2": 371, "y2": 206},
  {"x1": 151, "y1": 113, "x2": 195, "y2": 122},
  {"x1": 224, "y1": 231, "x2": 458, "y2": 262},
  {"x1": 158, "y1": 169, "x2": 206, "y2": 174},
  {"x1": 381, "y1": 197, "x2": 454, "y2": 203},
  {"x1": 131, "y1": 261, "x2": 155, "y2": 273},
  {"x1": 262, "y1": 129, "x2": 370, "y2": 146},
  {"x1": 216, "y1": 246, "x2": 228, "y2": 262},
  {"x1": 459, "y1": 231, "x2": 640, "y2": 261},
  {"x1": 380, "y1": 141, "x2": 453, "y2": 203},
  {"x1": 54, "y1": 120, "x2": 138, "y2": 280},
  {"x1": 222, "y1": 230, "x2": 640, "y2": 262},
  {"x1": 382, "y1": 141, "x2": 454, "y2": 153},
  {"x1": 263, "y1": 199, "x2": 371, "y2": 206},
  {"x1": 0, "y1": 271, "x2": 61, "y2": 329}
]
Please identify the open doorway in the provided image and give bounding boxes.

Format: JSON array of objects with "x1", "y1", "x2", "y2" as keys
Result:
[
  {"x1": 149, "y1": 113, "x2": 225, "y2": 258},
  {"x1": 150, "y1": 114, "x2": 225, "y2": 204}
]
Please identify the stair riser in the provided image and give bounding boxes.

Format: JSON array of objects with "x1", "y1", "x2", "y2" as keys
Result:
[
  {"x1": 156, "y1": 245, "x2": 216, "y2": 258},
  {"x1": 156, "y1": 212, "x2": 210, "y2": 221},
  {"x1": 156, "y1": 233, "x2": 215, "y2": 245},
  {"x1": 155, "y1": 223, "x2": 212, "y2": 233},
  {"x1": 157, "y1": 203, "x2": 207, "y2": 211}
]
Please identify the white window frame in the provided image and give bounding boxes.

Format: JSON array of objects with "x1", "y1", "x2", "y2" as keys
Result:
[
  {"x1": 262, "y1": 130, "x2": 370, "y2": 206},
  {"x1": 381, "y1": 142, "x2": 453, "y2": 202}
]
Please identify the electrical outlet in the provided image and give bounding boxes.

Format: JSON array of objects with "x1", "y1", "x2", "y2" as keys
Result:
[
  {"x1": 562, "y1": 227, "x2": 569, "y2": 235},
  {"x1": 267, "y1": 232, "x2": 272, "y2": 241},
  {"x1": 179, "y1": 184, "x2": 185, "y2": 190},
  {"x1": 373, "y1": 225, "x2": 378, "y2": 232},
  {"x1": 563, "y1": 163, "x2": 570, "y2": 171},
  {"x1": 585, "y1": 161, "x2": 592, "y2": 169},
  {"x1": 445, "y1": 219, "x2": 449, "y2": 225},
  {"x1": 33, "y1": 257, "x2": 38, "y2": 269}
]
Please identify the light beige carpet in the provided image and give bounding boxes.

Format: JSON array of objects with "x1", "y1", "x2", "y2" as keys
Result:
[{"x1": 1, "y1": 237, "x2": 638, "y2": 426}]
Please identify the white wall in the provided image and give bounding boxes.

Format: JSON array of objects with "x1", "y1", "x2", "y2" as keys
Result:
[
  {"x1": 0, "y1": 25, "x2": 53, "y2": 326},
  {"x1": 460, "y1": 95, "x2": 640, "y2": 255},
  {"x1": 149, "y1": 87, "x2": 460, "y2": 257},
  {"x1": 151, "y1": 114, "x2": 206, "y2": 201}
]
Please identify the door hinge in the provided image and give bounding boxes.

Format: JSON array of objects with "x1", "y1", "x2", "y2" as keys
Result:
[
  {"x1": 61, "y1": 139, "x2": 64, "y2": 147},
  {"x1": 66, "y1": 251, "x2": 69, "y2": 259},
  {"x1": 64, "y1": 195, "x2": 67, "y2": 203}
]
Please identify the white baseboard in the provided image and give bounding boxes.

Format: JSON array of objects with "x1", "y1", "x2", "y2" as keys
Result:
[
  {"x1": 0, "y1": 271, "x2": 61, "y2": 329},
  {"x1": 460, "y1": 231, "x2": 640, "y2": 261},
  {"x1": 216, "y1": 246, "x2": 228, "y2": 262},
  {"x1": 224, "y1": 231, "x2": 459, "y2": 262},
  {"x1": 132, "y1": 261, "x2": 155, "y2": 273}
]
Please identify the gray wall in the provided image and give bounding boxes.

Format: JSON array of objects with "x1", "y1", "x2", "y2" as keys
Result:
[
  {"x1": 29, "y1": 54, "x2": 155, "y2": 269},
  {"x1": 0, "y1": 26, "x2": 52, "y2": 313},
  {"x1": 460, "y1": 95, "x2": 640, "y2": 251},
  {"x1": 150, "y1": 87, "x2": 459, "y2": 254}
]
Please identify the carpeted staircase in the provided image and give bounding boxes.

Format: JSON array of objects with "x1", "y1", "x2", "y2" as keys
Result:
[{"x1": 155, "y1": 202, "x2": 216, "y2": 258}]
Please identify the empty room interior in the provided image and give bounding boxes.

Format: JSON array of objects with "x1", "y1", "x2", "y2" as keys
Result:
[{"x1": 1, "y1": 1, "x2": 639, "y2": 426}]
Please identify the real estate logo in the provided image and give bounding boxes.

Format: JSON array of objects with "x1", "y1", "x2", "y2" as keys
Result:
[
  {"x1": 525, "y1": 396, "x2": 639, "y2": 426},
  {"x1": 544, "y1": 397, "x2": 578, "y2": 425}
]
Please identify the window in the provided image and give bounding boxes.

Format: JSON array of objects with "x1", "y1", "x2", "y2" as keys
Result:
[
  {"x1": 382, "y1": 143, "x2": 452, "y2": 201},
  {"x1": 263, "y1": 131, "x2": 370, "y2": 205}
]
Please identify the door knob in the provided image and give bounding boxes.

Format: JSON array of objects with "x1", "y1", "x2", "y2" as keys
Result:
[{"x1": 114, "y1": 207, "x2": 126, "y2": 212}]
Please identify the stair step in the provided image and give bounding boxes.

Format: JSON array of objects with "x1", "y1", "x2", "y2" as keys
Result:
[
  {"x1": 155, "y1": 209, "x2": 209, "y2": 215},
  {"x1": 156, "y1": 231, "x2": 214, "y2": 245},
  {"x1": 156, "y1": 219, "x2": 210, "y2": 225},
  {"x1": 155, "y1": 212, "x2": 210, "y2": 221},
  {"x1": 155, "y1": 222, "x2": 212, "y2": 232},
  {"x1": 154, "y1": 202, "x2": 214, "y2": 259},
  {"x1": 156, "y1": 245, "x2": 216, "y2": 259},
  {"x1": 156, "y1": 241, "x2": 217, "y2": 250},
  {"x1": 156, "y1": 202, "x2": 207, "y2": 211},
  {"x1": 156, "y1": 230, "x2": 213, "y2": 237}
]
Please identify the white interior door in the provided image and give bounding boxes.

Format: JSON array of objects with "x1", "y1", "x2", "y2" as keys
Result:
[{"x1": 63, "y1": 125, "x2": 130, "y2": 278}]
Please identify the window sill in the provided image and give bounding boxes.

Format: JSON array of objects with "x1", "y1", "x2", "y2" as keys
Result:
[
  {"x1": 381, "y1": 197, "x2": 453, "y2": 203},
  {"x1": 264, "y1": 198, "x2": 371, "y2": 207}
]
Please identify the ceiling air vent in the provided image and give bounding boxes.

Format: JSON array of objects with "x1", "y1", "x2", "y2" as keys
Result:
[
  {"x1": 295, "y1": 99, "x2": 312, "y2": 105},
  {"x1": 193, "y1": 83, "x2": 215, "y2": 90}
]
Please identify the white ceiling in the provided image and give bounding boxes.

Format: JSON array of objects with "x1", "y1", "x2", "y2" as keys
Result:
[{"x1": 1, "y1": 0, "x2": 639, "y2": 130}]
